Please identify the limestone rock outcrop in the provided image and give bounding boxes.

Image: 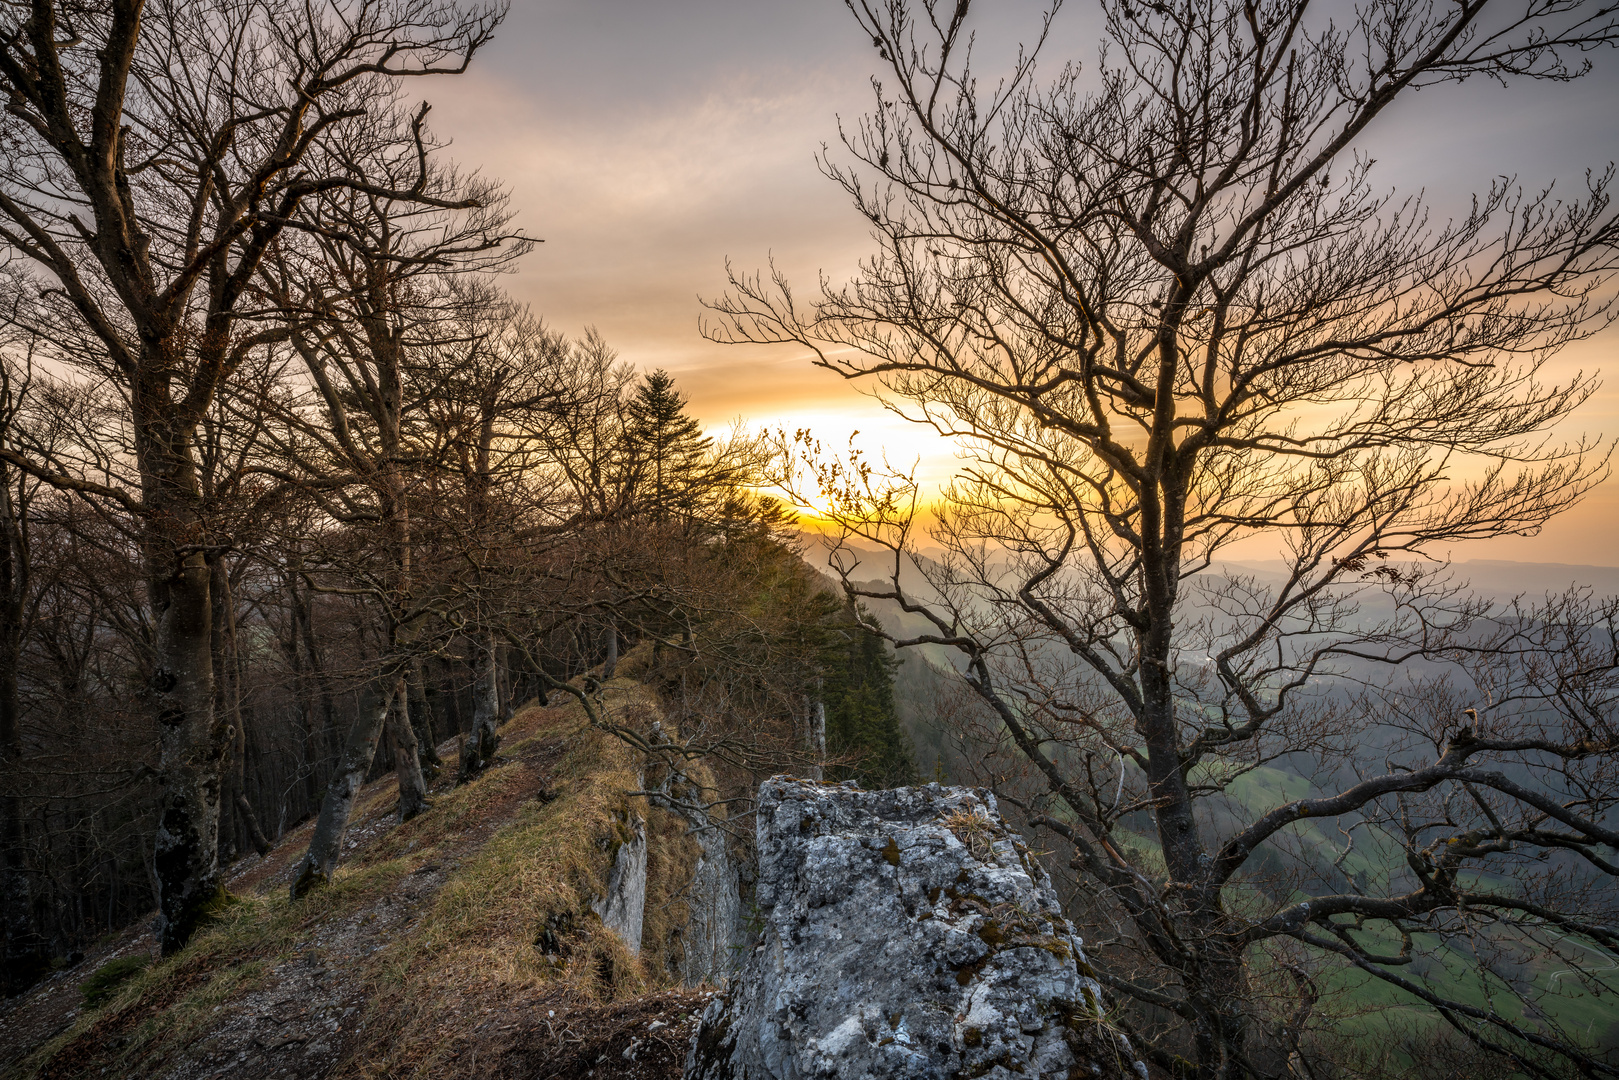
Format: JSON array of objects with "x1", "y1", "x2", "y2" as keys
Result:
[
  {"x1": 593, "y1": 811, "x2": 648, "y2": 954},
  {"x1": 679, "y1": 816, "x2": 743, "y2": 986},
  {"x1": 685, "y1": 778, "x2": 1143, "y2": 1080}
]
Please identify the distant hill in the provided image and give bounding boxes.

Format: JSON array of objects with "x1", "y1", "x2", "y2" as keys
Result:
[
  {"x1": 796, "y1": 530, "x2": 1619, "y2": 606},
  {"x1": 1433, "y1": 558, "x2": 1619, "y2": 598},
  {"x1": 1215, "y1": 557, "x2": 1619, "y2": 600}
]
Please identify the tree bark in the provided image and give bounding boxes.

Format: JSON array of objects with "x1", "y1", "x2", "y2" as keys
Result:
[
  {"x1": 459, "y1": 635, "x2": 501, "y2": 780},
  {"x1": 290, "y1": 683, "x2": 391, "y2": 898},
  {"x1": 234, "y1": 699, "x2": 272, "y2": 857},
  {"x1": 236, "y1": 794, "x2": 272, "y2": 857},
  {"x1": 407, "y1": 661, "x2": 441, "y2": 778},
  {"x1": 810, "y1": 697, "x2": 827, "y2": 782},
  {"x1": 389, "y1": 675, "x2": 430, "y2": 821},
  {"x1": 142, "y1": 408, "x2": 225, "y2": 952},
  {"x1": 149, "y1": 545, "x2": 223, "y2": 953}
]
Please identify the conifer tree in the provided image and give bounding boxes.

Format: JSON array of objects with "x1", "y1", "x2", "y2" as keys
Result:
[
  {"x1": 823, "y1": 608, "x2": 915, "y2": 789},
  {"x1": 622, "y1": 370, "x2": 714, "y2": 523}
]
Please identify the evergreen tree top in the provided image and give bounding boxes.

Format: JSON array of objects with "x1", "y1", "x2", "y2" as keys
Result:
[{"x1": 625, "y1": 369, "x2": 710, "y2": 456}]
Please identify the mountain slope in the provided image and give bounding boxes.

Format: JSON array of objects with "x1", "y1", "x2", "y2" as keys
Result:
[{"x1": 1, "y1": 686, "x2": 714, "y2": 1080}]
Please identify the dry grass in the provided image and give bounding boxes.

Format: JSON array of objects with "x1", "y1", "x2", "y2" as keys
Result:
[
  {"x1": 338, "y1": 682, "x2": 702, "y2": 1078},
  {"x1": 11, "y1": 681, "x2": 707, "y2": 1080},
  {"x1": 943, "y1": 806, "x2": 998, "y2": 861},
  {"x1": 10, "y1": 852, "x2": 415, "y2": 1079}
]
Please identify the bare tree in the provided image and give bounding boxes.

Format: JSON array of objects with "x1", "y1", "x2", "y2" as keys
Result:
[
  {"x1": 412, "y1": 289, "x2": 575, "y2": 778},
  {"x1": 246, "y1": 127, "x2": 526, "y2": 893},
  {"x1": 710, "y1": 0, "x2": 1619, "y2": 1075},
  {"x1": 0, "y1": 0, "x2": 502, "y2": 952}
]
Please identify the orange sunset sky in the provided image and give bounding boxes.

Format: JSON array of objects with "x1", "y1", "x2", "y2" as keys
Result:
[{"x1": 425, "y1": 0, "x2": 1619, "y2": 567}]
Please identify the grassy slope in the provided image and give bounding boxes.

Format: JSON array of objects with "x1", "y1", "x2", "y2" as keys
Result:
[{"x1": 4, "y1": 683, "x2": 713, "y2": 1080}]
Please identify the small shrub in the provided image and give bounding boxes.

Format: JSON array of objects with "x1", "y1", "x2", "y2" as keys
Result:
[{"x1": 81, "y1": 955, "x2": 149, "y2": 1007}]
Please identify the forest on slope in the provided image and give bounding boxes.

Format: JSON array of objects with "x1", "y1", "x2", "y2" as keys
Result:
[{"x1": 1, "y1": 685, "x2": 776, "y2": 1080}]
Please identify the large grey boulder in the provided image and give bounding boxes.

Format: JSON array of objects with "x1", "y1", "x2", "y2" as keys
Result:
[{"x1": 686, "y1": 778, "x2": 1143, "y2": 1080}]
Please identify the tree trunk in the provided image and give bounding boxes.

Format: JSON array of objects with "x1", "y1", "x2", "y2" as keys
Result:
[
  {"x1": 497, "y1": 641, "x2": 513, "y2": 720},
  {"x1": 445, "y1": 664, "x2": 466, "y2": 736},
  {"x1": 407, "y1": 661, "x2": 441, "y2": 778},
  {"x1": 212, "y1": 559, "x2": 272, "y2": 859},
  {"x1": 148, "y1": 539, "x2": 224, "y2": 954},
  {"x1": 0, "y1": 458, "x2": 42, "y2": 992},
  {"x1": 1181, "y1": 913, "x2": 1252, "y2": 1078},
  {"x1": 290, "y1": 643, "x2": 322, "y2": 816},
  {"x1": 810, "y1": 697, "x2": 827, "y2": 782},
  {"x1": 459, "y1": 635, "x2": 501, "y2": 780},
  {"x1": 233, "y1": 699, "x2": 272, "y2": 858},
  {"x1": 389, "y1": 675, "x2": 430, "y2": 821},
  {"x1": 290, "y1": 683, "x2": 390, "y2": 898},
  {"x1": 123, "y1": 292, "x2": 229, "y2": 958},
  {"x1": 282, "y1": 562, "x2": 323, "y2": 816},
  {"x1": 424, "y1": 656, "x2": 459, "y2": 737},
  {"x1": 300, "y1": 602, "x2": 340, "y2": 773},
  {"x1": 208, "y1": 560, "x2": 240, "y2": 860},
  {"x1": 601, "y1": 621, "x2": 618, "y2": 681},
  {"x1": 236, "y1": 795, "x2": 272, "y2": 857}
]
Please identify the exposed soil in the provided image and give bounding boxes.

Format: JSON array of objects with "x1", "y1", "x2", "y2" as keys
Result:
[
  {"x1": 10, "y1": 762, "x2": 463, "y2": 1080},
  {"x1": 496, "y1": 989, "x2": 713, "y2": 1080}
]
